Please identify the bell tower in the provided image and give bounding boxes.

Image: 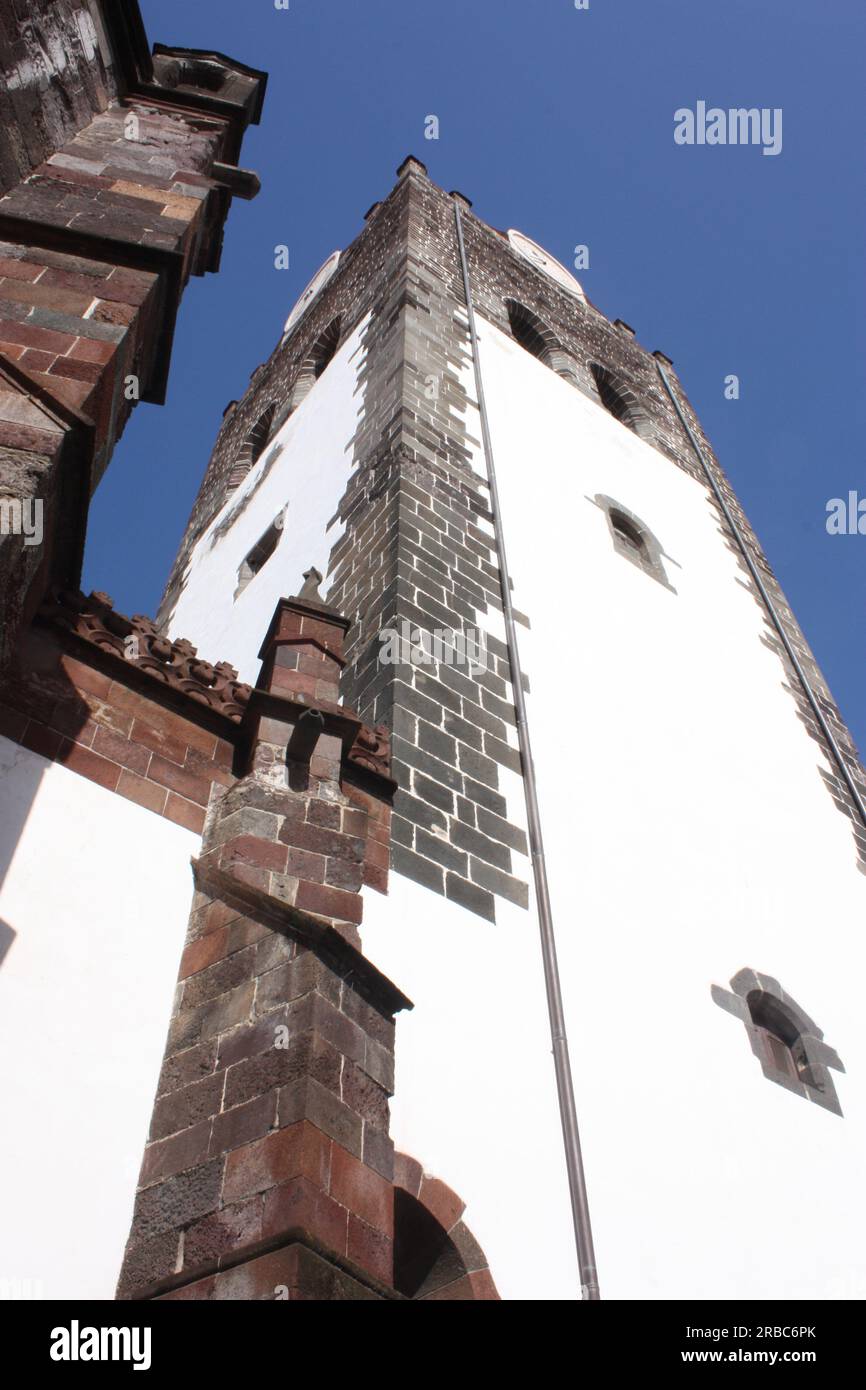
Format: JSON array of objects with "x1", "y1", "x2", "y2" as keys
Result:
[{"x1": 155, "y1": 155, "x2": 866, "y2": 1301}]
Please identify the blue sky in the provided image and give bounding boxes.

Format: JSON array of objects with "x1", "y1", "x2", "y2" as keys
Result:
[{"x1": 83, "y1": 0, "x2": 866, "y2": 753}]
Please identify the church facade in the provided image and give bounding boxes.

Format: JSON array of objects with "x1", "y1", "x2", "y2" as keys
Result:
[{"x1": 1, "y1": 1, "x2": 864, "y2": 1303}]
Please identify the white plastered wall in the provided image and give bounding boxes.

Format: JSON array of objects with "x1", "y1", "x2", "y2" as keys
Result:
[
  {"x1": 364, "y1": 315, "x2": 866, "y2": 1301},
  {"x1": 0, "y1": 738, "x2": 197, "y2": 1299},
  {"x1": 166, "y1": 319, "x2": 369, "y2": 682}
]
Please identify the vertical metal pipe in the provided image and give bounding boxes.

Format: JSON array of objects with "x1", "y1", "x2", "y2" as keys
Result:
[
  {"x1": 453, "y1": 201, "x2": 600, "y2": 1301},
  {"x1": 655, "y1": 360, "x2": 866, "y2": 830}
]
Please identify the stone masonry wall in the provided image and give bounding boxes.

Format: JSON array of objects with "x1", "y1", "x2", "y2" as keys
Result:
[
  {"x1": 117, "y1": 879, "x2": 404, "y2": 1300},
  {"x1": 326, "y1": 171, "x2": 531, "y2": 922},
  {"x1": 160, "y1": 164, "x2": 531, "y2": 922},
  {"x1": 0, "y1": 609, "x2": 236, "y2": 835},
  {"x1": 0, "y1": 0, "x2": 119, "y2": 196},
  {"x1": 116, "y1": 594, "x2": 406, "y2": 1300}
]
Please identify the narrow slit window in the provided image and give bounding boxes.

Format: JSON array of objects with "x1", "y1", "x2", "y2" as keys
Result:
[{"x1": 235, "y1": 512, "x2": 285, "y2": 599}]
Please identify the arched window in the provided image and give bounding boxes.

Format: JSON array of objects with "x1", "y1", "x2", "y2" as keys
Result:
[
  {"x1": 310, "y1": 315, "x2": 342, "y2": 377},
  {"x1": 506, "y1": 299, "x2": 557, "y2": 366},
  {"x1": 712, "y1": 969, "x2": 845, "y2": 1116},
  {"x1": 288, "y1": 315, "x2": 342, "y2": 412},
  {"x1": 247, "y1": 404, "x2": 275, "y2": 464},
  {"x1": 505, "y1": 299, "x2": 577, "y2": 382},
  {"x1": 590, "y1": 363, "x2": 653, "y2": 440},
  {"x1": 227, "y1": 403, "x2": 276, "y2": 492},
  {"x1": 593, "y1": 494, "x2": 676, "y2": 592}
]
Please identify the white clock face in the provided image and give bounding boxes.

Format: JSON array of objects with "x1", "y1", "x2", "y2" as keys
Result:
[
  {"x1": 506, "y1": 230, "x2": 586, "y2": 301},
  {"x1": 282, "y1": 250, "x2": 342, "y2": 338}
]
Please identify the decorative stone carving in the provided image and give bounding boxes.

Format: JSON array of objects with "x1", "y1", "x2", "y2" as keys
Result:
[{"x1": 349, "y1": 723, "x2": 392, "y2": 779}]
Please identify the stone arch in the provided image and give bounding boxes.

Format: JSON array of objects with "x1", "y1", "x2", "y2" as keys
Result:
[
  {"x1": 393, "y1": 1153, "x2": 500, "y2": 1300},
  {"x1": 288, "y1": 314, "x2": 343, "y2": 412},
  {"x1": 227, "y1": 402, "x2": 276, "y2": 492},
  {"x1": 505, "y1": 298, "x2": 578, "y2": 383},
  {"x1": 589, "y1": 362, "x2": 654, "y2": 440}
]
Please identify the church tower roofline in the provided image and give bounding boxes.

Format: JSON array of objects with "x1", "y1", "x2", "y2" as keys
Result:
[{"x1": 158, "y1": 154, "x2": 701, "y2": 637}]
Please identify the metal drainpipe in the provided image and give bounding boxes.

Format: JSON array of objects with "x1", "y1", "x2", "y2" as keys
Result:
[
  {"x1": 655, "y1": 359, "x2": 866, "y2": 830},
  {"x1": 453, "y1": 201, "x2": 601, "y2": 1301}
]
